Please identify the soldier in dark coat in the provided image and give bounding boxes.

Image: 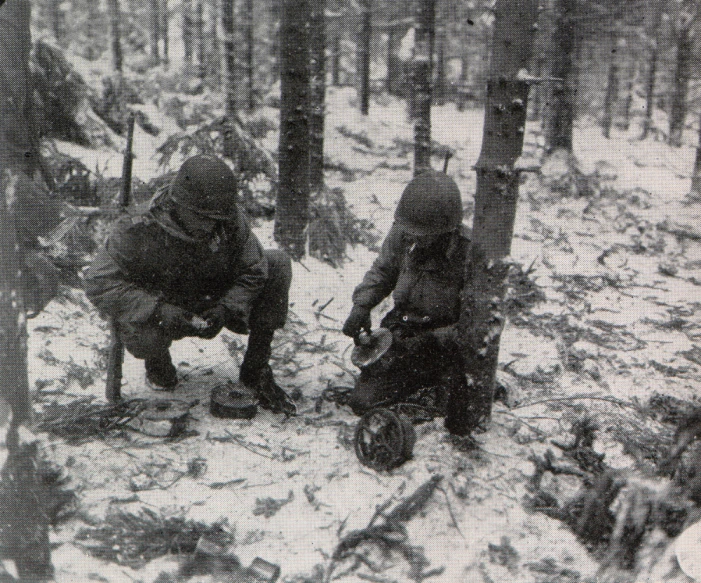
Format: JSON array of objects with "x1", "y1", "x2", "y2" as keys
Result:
[
  {"x1": 85, "y1": 155, "x2": 295, "y2": 415},
  {"x1": 342, "y1": 170, "x2": 476, "y2": 436}
]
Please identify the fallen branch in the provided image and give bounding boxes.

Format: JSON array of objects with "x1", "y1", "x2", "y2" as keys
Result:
[
  {"x1": 511, "y1": 395, "x2": 641, "y2": 411},
  {"x1": 326, "y1": 476, "x2": 443, "y2": 583}
]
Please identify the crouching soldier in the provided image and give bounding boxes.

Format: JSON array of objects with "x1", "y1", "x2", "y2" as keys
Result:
[
  {"x1": 342, "y1": 170, "x2": 478, "y2": 436},
  {"x1": 85, "y1": 155, "x2": 296, "y2": 415}
]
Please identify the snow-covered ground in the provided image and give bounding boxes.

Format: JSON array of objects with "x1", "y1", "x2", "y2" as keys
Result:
[{"x1": 6, "y1": 86, "x2": 701, "y2": 583}]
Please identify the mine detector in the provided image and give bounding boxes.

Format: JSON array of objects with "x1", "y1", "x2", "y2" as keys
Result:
[{"x1": 345, "y1": 328, "x2": 445, "y2": 472}]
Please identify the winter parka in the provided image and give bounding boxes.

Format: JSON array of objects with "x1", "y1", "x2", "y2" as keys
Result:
[{"x1": 84, "y1": 198, "x2": 267, "y2": 329}]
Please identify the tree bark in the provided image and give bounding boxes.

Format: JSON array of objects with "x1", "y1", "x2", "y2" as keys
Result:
[
  {"x1": 51, "y1": 0, "x2": 63, "y2": 43},
  {"x1": 527, "y1": 57, "x2": 544, "y2": 121},
  {"x1": 668, "y1": 22, "x2": 693, "y2": 147},
  {"x1": 641, "y1": 41, "x2": 657, "y2": 139},
  {"x1": 332, "y1": 33, "x2": 340, "y2": 86},
  {"x1": 601, "y1": 32, "x2": 620, "y2": 139},
  {"x1": 84, "y1": 0, "x2": 101, "y2": 60},
  {"x1": 209, "y1": 0, "x2": 221, "y2": 87},
  {"x1": 222, "y1": 0, "x2": 236, "y2": 157},
  {"x1": 309, "y1": 0, "x2": 326, "y2": 194},
  {"x1": 108, "y1": 0, "x2": 123, "y2": 73},
  {"x1": 0, "y1": 0, "x2": 33, "y2": 427},
  {"x1": 690, "y1": 112, "x2": 701, "y2": 199},
  {"x1": 269, "y1": 0, "x2": 280, "y2": 80},
  {"x1": 150, "y1": 0, "x2": 161, "y2": 65},
  {"x1": 543, "y1": 0, "x2": 575, "y2": 153},
  {"x1": 0, "y1": 2, "x2": 54, "y2": 573},
  {"x1": 162, "y1": 0, "x2": 169, "y2": 65},
  {"x1": 196, "y1": 0, "x2": 205, "y2": 80},
  {"x1": 245, "y1": 0, "x2": 254, "y2": 110},
  {"x1": 357, "y1": 0, "x2": 371, "y2": 115},
  {"x1": 183, "y1": 0, "x2": 193, "y2": 63},
  {"x1": 412, "y1": 0, "x2": 435, "y2": 176},
  {"x1": 275, "y1": 0, "x2": 310, "y2": 259},
  {"x1": 622, "y1": 77, "x2": 633, "y2": 131},
  {"x1": 386, "y1": 26, "x2": 395, "y2": 94},
  {"x1": 435, "y1": 25, "x2": 446, "y2": 106},
  {"x1": 448, "y1": 0, "x2": 538, "y2": 435}
]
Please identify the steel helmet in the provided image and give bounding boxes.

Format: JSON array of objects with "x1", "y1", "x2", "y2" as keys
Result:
[
  {"x1": 394, "y1": 170, "x2": 463, "y2": 236},
  {"x1": 169, "y1": 155, "x2": 238, "y2": 219}
]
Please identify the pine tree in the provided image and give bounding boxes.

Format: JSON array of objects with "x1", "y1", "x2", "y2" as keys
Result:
[
  {"x1": 448, "y1": 0, "x2": 538, "y2": 436},
  {"x1": 412, "y1": 0, "x2": 435, "y2": 175},
  {"x1": 309, "y1": 0, "x2": 326, "y2": 193},
  {"x1": 108, "y1": 0, "x2": 123, "y2": 73},
  {"x1": 357, "y1": 0, "x2": 371, "y2": 115},
  {"x1": 275, "y1": 0, "x2": 310, "y2": 258}
]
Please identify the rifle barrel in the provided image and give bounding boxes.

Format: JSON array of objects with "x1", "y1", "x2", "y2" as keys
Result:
[{"x1": 118, "y1": 112, "x2": 136, "y2": 209}]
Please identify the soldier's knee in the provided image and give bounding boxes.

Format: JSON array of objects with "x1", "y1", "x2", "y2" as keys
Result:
[
  {"x1": 121, "y1": 324, "x2": 171, "y2": 360},
  {"x1": 251, "y1": 249, "x2": 291, "y2": 331},
  {"x1": 263, "y1": 249, "x2": 292, "y2": 290}
]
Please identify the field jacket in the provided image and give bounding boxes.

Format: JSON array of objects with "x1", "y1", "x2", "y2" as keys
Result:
[
  {"x1": 84, "y1": 201, "x2": 267, "y2": 328},
  {"x1": 352, "y1": 223, "x2": 473, "y2": 337}
]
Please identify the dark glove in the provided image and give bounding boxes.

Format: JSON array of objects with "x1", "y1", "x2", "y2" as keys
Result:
[
  {"x1": 197, "y1": 305, "x2": 230, "y2": 339},
  {"x1": 156, "y1": 303, "x2": 197, "y2": 335},
  {"x1": 342, "y1": 305, "x2": 372, "y2": 342}
]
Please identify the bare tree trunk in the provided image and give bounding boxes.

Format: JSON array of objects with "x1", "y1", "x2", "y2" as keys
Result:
[
  {"x1": 183, "y1": 0, "x2": 193, "y2": 63},
  {"x1": 108, "y1": 0, "x2": 123, "y2": 73},
  {"x1": 601, "y1": 31, "x2": 619, "y2": 139},
  {"x1": 668, "y1": 23, "x2": 692, "y2": 147},
  {"x1": 543, "y1": 0, "x2": 575, "y2": 153},
  {"x1": 357, "y1": 0, "x2": 371, "y2": 115},
  {"x1": 641, "y1": 41, "x2": 657, "y2": 139},
  {"x1": 412, "y1": 0, "x2": 435, "y2": 176},
  {"x1": 332, "y1": 33, "x2": 340, "y2": 86},
  {"x1": 448, "y1": 0, "x2": 538, "y2": 435},
  {"x1": 275, "y1": 0, "x2": 310, "y2": 259},
  {"x1": 269, "y1": 0, "x2": 280, "y2": 80},
  {"x1": 435, "y1": 25, "x2": 446, "y2": 106},
  {"x1": 209, "y1": 0, "x2": 221, "y2": 87},
  {"x1": 458, "y1": 16, "x2": 470, "y2": 112},
  {"x1": 150, "y1": 0, "x2": 161, "y2": 65},
  {"x1": 0, "y1": 1, "x2": 53, "y2": 574},
  {"x1": 51, "y1": 0, "x2": 63, "y2": 43},
  {"x1": 85, "y1": 0, "x2": 101, "y2": 60},
  {"x1": 196, "y1": 0, "x2": 205, "y2": 80},
  {"x1": 309, "y1": 0, "x2": 326, "y2": 193},
  {"x1": 690, "y1": 112, "x2": 701, "y2": 199},
  {"x1": 0, "y1": 0, "x2": 33, "y2": 428},
  {"x1": 162, "y1": 0, "x2": 169, "y2": 65},
  {"x1": 640, "y1": 3, "x2": 664, "y2": 140},
  {"x1": 527, "y1": 57, "x2": 544, "y2": 121},
  {"x1": 222, "y1": 0, "x2": 236, "y2": 157},
  {"x1": 386, "y1": 26, "x2": 395, "y2": 94},
  {"x1": 245, "y1": 0, "x2": 254, "y2": 110},
  {"x1": 622, "y1": 77, "x2": 633, "y2": 131}
]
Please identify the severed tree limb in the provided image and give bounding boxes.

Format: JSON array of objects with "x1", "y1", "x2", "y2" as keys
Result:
[{"x1": 326, "y1": 476, "x2": 443, "y2": 583}]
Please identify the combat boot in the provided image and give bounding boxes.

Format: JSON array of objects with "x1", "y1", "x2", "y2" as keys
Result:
[
  {"x1": 240, "y1": 365, "x2": 296, "y2": 416},
  {"x1": 145, "y1": 351, "x2": 178, "y2": 390},
  {"x1": 239, "y1": 329, "x2": 296, "y2": 416}
]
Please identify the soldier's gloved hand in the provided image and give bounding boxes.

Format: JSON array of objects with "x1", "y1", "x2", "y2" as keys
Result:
[
  {"x1": 156, "y1": 303, "x2": 198, "y2": 335},
  {"x1": 342, "y1": 305, "x2": 371, "y2": 343},
  {"x1": 198, "y1": 305, "x2": 229, "y2": 339}
]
